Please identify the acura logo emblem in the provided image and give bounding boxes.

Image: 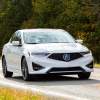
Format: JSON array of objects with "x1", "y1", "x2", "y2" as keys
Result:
[{"x1": 63, "y1": 54, "x2": 70, "y2": 61}]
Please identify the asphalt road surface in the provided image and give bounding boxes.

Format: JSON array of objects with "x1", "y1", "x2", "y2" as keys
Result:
[{"x1": 0, "y1": 60, "x2": 100, "y2": 100}]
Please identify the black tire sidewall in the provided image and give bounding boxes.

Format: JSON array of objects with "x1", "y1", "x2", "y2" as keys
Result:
[
  {"x1": 78, "y1": 72, "x2": 91, "y2": 79},
  {"x1": 2, "y1": 57, "x2": 13, "y2": 77},
  {"x1": 2, "y1": 57, "x2": 7, "y2": 77},
  {"x1": 21, "y1": 58, "x2": 30, "y2": 81}
]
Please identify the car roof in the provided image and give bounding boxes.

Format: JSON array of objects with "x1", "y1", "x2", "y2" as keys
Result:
[{"x1": 18, "y1": 29, "x2": 66, "y2": 33}]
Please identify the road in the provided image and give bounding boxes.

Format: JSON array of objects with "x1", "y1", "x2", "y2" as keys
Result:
[{"x1": 0, "y1": 60, "x2": 100, "y2": 100}]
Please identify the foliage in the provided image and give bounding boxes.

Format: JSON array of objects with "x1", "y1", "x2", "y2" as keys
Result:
[
  {"x1": 0, "y1": 87, "x2": 46, "y2": 100},
  {"x1": 0, "y1": 0, "x2": 33, "y2": 48},
  {"x1": 0, "y1": 87, "x2": 61, "y2": 100}
]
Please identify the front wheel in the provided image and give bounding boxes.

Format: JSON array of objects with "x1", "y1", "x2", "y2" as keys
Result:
[
  {"x1": 21, "y1": 58, "x2": 31, "y2": 81},
  {"x1": 78, "y1": 72, "x2": 91, "y2": 80},
  {"x1": 2, "y1": 57, "x2": 13, "y2": 78}
]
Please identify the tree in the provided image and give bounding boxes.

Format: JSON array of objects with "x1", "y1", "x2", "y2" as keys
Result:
[{"x1": 0, "y1": 0, "x2": 33, "y2": 50}]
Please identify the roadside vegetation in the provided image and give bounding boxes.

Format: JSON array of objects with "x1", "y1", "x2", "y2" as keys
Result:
[
  {"x1": 95, "y1": 64, "x2": 100, "y2": 68},
  {"x1": 0, "y1": 87, "x2": 42, "y2": 100},
  {"x1": 0, "y1": 87, "x2": 59, "y2": 100},
  {"x1": 0, "y1": 0, "x2": 100, "y2": 63}
]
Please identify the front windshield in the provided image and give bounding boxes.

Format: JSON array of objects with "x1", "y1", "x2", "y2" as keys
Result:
[{"x1": 23, "y1": 30, "x2": 75, "y2": 44}]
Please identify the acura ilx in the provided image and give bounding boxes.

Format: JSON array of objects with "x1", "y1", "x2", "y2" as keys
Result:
[{"x1": 2, "y1": 29, "x2": 94, "y2": 80}]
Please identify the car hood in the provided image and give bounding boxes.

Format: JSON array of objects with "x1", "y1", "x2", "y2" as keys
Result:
[{"x1": 24, "y1": 43, "x2": 89, "y2": 53}]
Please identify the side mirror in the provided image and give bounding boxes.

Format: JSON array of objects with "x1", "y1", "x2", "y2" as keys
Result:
[
  {"x1": 76, "y1": 39, "x2": 83, "y2": 44},
  {"x1": 12, "y1": 41, "x2": 22, "y2": 46}
]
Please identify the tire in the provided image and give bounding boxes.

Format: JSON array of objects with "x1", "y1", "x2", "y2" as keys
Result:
[
  {"x1": 78, "y1": 72, "x2": 91, "y2": 80},
  {"x1": 2, "y1": 57, "x2": 13, "y2": 78},
  {"x1": 21, "y1": 58, "x2": 31, "y2": 81}
]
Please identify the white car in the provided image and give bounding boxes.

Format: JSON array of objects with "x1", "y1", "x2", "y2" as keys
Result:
[{"x1": 2, "y1": 29, "x2": 94, "y2": 81}]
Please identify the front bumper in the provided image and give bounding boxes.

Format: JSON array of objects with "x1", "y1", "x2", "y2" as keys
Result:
[{"x1": 27, "y1": 53, "x2": 94, "y2": 75}]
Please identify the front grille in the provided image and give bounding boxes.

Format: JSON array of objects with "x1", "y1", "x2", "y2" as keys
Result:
[
  {"x1": 48, "y1": 53, "x2": 82, "y2": 62},
  {"x1": 48, "y1": 67, "x2": 84, "y2": 73}
]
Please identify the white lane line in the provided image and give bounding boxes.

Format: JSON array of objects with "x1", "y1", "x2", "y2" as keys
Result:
[{"x1": 0, "y1": 79, "x2": 90, "y2": 100}]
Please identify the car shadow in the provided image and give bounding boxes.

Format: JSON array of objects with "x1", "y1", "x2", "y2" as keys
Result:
[{"x1": 8, "y1": 74, "x2": 100, "y2": 86}]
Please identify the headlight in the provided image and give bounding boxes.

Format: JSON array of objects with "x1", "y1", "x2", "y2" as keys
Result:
[
  {"x1": 80, "y1": 51, "x2": 91, "y2": 55},
  {"x1": 31, "y1": 52, "x2": 49, "y2": 56}
]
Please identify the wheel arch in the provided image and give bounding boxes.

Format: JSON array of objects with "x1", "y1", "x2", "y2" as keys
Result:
[
  {"x1": 21, "y1": 55, "x2": 31, "y2": 74},
  {"x1": 21, "y1": 56, "x2": 25, "y2": 66},
  {"x1": 2, "y1": 55, "x2": 5, "y2": 61}
]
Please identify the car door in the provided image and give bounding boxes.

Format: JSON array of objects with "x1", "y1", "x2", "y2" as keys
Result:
[
  {"x1": 9, "y1": 31, "x2": 22, "y2": 70},
  {"x1": 10, "y1": 31, "x2": 23, "y2": 71},
  {"x1": 5, "y1": 33, "x2": 17, "y2": 68}
]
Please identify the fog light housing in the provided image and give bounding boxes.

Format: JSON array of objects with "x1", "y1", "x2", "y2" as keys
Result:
[
  {"x1": 32, "y1": 62, "x2": 44, "y2": 71},
  {"x1": 87, "y1": 61, "x2": 94, "y2": 68}
]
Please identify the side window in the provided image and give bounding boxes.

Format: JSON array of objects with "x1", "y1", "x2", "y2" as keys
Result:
[
  {"x1": 10, "y1": 31, "x2": 22, "y2": 44},
  {"x1": 10, "y1": 33, "x2": 16, "y2": 43},
  {"x1": 16, "y1": 32, "x2": 22, "y2": 44}
]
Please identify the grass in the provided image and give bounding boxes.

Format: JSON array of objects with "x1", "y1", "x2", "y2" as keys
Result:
[
  {"x1": 0, "y1": 87, "x2": 51, "y2": 100},
  {"x1": 95, "y1": 64, "x2": 100, "y2": 68},
  {"x1": 0, "y1": 87, "x2": 64, "y2": 100}
]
